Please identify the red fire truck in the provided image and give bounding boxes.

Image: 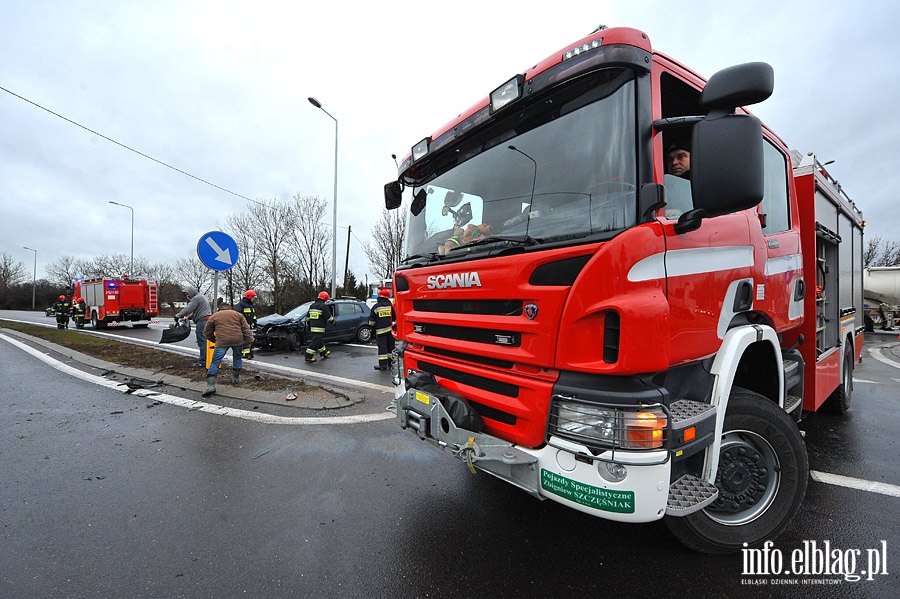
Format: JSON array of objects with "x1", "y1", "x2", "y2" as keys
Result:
[
  {"x1": 74, "y1": 276, "x2": 160, "y2": 329},
  {"x1": 382, "y1": 26, "x2": 864, "y2": 553}
]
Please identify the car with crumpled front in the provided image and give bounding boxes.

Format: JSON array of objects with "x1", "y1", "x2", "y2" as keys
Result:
[{"x1": 254, "y1": 299, "x2": 373, "y2": 351}]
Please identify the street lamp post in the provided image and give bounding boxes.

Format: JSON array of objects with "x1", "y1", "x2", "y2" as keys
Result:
[
  {"x1": 308, "y1": 96, "x2": 338, "y2": 299},
  {"x1": 23, "y1": 246, "x2": 36, "y2": 310},
  {"x1": 108, "y1": 201, "x2": 134, "y2": 275}
]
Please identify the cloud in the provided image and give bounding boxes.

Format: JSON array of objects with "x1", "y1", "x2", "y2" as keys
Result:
[{"x1": 3, "y1": 0, "x2": 899, "y2": 282}]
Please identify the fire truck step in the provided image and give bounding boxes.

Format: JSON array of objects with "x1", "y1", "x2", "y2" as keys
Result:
[
  {"x1": 666, "y1": 474, "x2": 719, "y2": 516},
  {"x1": 784, "y1": 394, "x2": 802, "y2": 415},
  {"x1": 668, "y1": 399, "x2": 716, "y2": 430}
]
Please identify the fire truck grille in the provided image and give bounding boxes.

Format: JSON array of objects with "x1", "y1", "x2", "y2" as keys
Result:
[
  {"x1": 413, "y1": 323, "x2": 521, "y2": 347},
  {"x1": 423, "y1": 346, "x2": 514, "y2": 369},
  {"x1": 413, "y1": 299, "x2": 523, "y2": 316},
  {"x1": 418, "y1": 361, "x2": 519, "y2": 398}
]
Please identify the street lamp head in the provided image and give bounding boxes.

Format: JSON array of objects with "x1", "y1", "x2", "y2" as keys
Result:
[{"x1": 308, "y1": 97, "x2": 322, "y2": 109}]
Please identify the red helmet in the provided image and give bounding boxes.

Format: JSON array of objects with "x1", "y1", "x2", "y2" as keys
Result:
[
  {"x1": 378, "y1": 288, "x2": 391, "y2": 298},
  {"x1": 58, "y1": 295, "x2": 66, "y2": 300},
  {"x1": 318, "y1": 291, "x2": 330, "y2": 301},
  {"x1": 243, "y1": 290, "x2": 257, "y2": 300},
  {"x1": 76, "y1": 297, "x2": 84, "y2": 303}
]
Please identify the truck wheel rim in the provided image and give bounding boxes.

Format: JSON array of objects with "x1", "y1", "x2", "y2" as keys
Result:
[{"x1": 705, "y1": 430, "x2": 781, "y2": 526}]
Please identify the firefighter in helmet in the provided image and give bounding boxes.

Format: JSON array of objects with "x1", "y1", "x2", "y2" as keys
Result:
[
  {"x1": 53, "y1": 295, "x2": 71, "y2": 329},
  {"x1": 72, "y1": 297, "x2": 87, "y2": 329},
  {"x1": 305, "y1": 291, "x2": 335, "y2": 363},
  {"x1": 369, "y1": 288, "x2": 395, "y2": 370},
  {"x1": 236, "y1": 290, "x2": 258, "y2": 359}
]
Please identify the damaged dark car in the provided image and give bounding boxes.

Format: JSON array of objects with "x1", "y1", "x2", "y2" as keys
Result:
[{"x1": 254, "y1": 299, "x2": 374, "y2": 352}]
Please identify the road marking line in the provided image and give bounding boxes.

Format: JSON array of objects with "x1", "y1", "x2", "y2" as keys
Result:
[
  {"x1": 1, "y1": 317, "x2": 395, "y2": 394},
  {"x1": 810, "y1": 470, "x2": 900, "y2": 498},
  {"x1": 867, "y1": 345, "x2": 900, "y2": 370},
  {"x1": 1, "y1": 333, "x2": 394, "y2": 425}
]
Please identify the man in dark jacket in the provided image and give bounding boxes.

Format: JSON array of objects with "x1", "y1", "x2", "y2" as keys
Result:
[
  {"x1": 369, "y1": 289, "x2": 395, "y2": 370},
  {"x1": 305, "y1": 291, "x2": 334, "y2": 363}
]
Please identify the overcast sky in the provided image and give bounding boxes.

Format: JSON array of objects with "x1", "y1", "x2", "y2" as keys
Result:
[{"x1": 3, "y1": 1, "x2": 898, "y2": 284}]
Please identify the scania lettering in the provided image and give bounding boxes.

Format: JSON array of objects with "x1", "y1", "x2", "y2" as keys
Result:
[
  {"x1": 427, "y1": 272, "x2": 483, "y2": 289},
  {"x1": 383, "y1": 26, "x2": 864, "y2": 553}
]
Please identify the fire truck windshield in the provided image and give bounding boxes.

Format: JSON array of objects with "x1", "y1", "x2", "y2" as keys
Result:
[{"x1": 403, "y1": 69, "x2": 637, "y2": 262}]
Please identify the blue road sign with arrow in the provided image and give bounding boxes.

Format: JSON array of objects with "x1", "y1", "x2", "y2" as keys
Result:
[{"x1": 197, "y1": 231, "x2": 239, "y2": 271}]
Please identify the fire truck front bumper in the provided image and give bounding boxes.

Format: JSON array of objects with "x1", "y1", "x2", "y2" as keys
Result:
[{"x1": 397, "y1": 387, "x2": 672, "y2": 523}]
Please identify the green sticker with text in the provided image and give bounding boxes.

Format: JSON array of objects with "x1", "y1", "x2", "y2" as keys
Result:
[{"x1": 541, "y1": 469, "x2": 635, "y2": 513}]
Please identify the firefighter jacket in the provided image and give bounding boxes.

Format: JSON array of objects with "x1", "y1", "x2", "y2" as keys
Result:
[
  {"x1": 235, "y1": 298, "x2": 257, "y2": 328},
  {"x1": 368, "y1": 297, "x2": 395, "y2": 336},
  {"x1": 307, "y1": 298, "x2": 334, "y2": 334},
  {"x1": 72, "y1": 300, "x2": 86, "y2": 317},
  {"x1": 53, "y1": 299, "x2": 71, "y2": 316},
  {"x1": 203, "y1": 306, "x2": 254, "y2": 348}
]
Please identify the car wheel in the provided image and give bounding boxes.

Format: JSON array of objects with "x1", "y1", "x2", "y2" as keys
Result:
[
  {"x1": 356, "y1": 325, "x2": 373, "y2": 343},
  {"x1": 286, "y1": 332, "x2": 302, "y2": 352}
]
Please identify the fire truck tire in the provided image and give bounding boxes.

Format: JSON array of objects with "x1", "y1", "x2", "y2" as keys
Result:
[
  {"x1": 91, "y1": 312, "x2": 108, "y2": 329},
  {"x1": 824, "y1": 346, "x2": 853, "y2": 414},
  {"x1": 665, "y1": 388, "x2": 808, "y2": 554}
]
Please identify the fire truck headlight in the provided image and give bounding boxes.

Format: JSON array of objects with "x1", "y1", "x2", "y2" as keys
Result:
[{"x1": 556, "y1": 402, "x2": 618, "y2": 444}]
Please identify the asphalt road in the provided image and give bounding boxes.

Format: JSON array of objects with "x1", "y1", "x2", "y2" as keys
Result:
[{"x1": 1, "y1": 311, "x2": 898, "y2": 597}]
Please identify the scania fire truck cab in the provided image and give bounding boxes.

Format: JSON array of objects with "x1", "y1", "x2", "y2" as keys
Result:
[{"x1": 384, "y1": 27, "x2": 861, "y2": 553}]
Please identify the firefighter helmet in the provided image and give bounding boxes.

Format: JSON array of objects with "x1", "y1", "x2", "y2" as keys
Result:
[
  {"x1": 318, "y1": 291, "x2": 330, "y2": 301},
  {"x1": 243, "y1": 290, "x2": 257, "y2": 300},
  {"x1": 58, "y1": 295, "x2": 66, "y2": 301},
  {"x1": 378, "y1": 288, "x2": 390, "y2": 298}
]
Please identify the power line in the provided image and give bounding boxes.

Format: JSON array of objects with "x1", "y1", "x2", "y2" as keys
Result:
[{"x1": 0, "y1": 84, "x2": 262, "y2": 205}]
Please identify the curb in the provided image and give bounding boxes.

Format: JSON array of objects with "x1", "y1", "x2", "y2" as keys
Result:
[{"x1": 1, "y1": 328, "x2": 366, "y2": 410}]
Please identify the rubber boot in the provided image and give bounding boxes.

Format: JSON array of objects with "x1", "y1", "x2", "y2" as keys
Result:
[
  {"x1": 232, "y1": 369, "x2": 241, "y2": 384},
  {"x1": 202, "y1": 375, "x2": 217, "y2": 397}
]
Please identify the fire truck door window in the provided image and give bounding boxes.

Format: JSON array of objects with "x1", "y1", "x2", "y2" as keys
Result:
[
  {"x1": 760, "y1": 141, "x2": 790, "y2": 233},
  {"x1": 659, "y1": 72, "x2": 701, "y2": 218}
]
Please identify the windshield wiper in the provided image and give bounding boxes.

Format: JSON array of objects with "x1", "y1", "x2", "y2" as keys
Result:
[
  {"x1": 403, "y1": 252, "x2": 443, "y2": 264},
  {"x1": 448, "y1": 235, "x2": 540, "y2": 252}
]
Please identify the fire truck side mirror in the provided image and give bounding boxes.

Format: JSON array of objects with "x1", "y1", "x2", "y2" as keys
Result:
[
  {"x1": 384, "y1": 181, "x2": 403, "y2": 210},
  {"x1": 688, "y1": 62, "x2": 772, "y2": 219},
  {"x1": 690, "y1": 113, "x2": 765, "y2": 218}
]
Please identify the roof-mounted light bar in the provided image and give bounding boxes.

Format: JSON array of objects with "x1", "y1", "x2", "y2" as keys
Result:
[
  {"x1": 563, "y1": 38, "x2": 603, "y2": 60},
  {"x1": 490, "y1": 74, "x2": 524, "y2": 114}
]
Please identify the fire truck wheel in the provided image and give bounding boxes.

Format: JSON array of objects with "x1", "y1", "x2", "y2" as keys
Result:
[
  {"x1": 824, "y1": 346, "x2": 853, "y2": 414},
  {"x1": 90, "y1": 312, "x2": 107, "y2": 329},
  {"x1": 665, "y1": 388, "x2": 808, "y2": 554}
]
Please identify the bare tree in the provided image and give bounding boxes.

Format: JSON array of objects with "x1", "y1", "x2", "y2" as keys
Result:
[
  {"x1": 224, "y1": 210, "x2": 267, "y2": 304},
  {"x1": 245, "y1": 198, "x2": 296, "y2": 314},
  {"x1": 288, "y1": 193, "x2": 330, "y2": 297},
  {"x1": 363, "y1": 205, "x2": 406, "y2": 279},
  {"x1": 0, "y1": 252, "x2": 28, "y2": 291},
  {"x1": 174, "y1": 257, "x2": 213, "y2": 295},
  {"x1": 46, "y1": 255, "x2": 80, "y2": 287},
  {"x1": 864, "y1": 236, "x2": 900, "y2": 268}
]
